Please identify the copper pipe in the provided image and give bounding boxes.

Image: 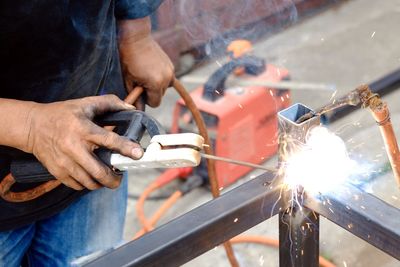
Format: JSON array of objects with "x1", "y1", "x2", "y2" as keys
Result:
[{"x1": 357, "y1": 85, "x2": 400, "y2": 187}]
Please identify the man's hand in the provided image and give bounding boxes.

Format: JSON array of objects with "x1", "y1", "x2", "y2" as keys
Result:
[
  {"x1": 25, "y1": 95, "x2": 143, "y2": 191},
  {"x1": 118, "y1": 17, "x2": 174, "y2": 108}
]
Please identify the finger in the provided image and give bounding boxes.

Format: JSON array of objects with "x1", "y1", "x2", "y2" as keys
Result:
[
  {"x1": 85, "y1": 94, "x2": 135, "y2": 116},
  {"x1": 43, "y1": 158, "x2": 86, "y2": 190},
  {"x1": 58, "y1": 175, "x2": 85, "y2": 191},
  {"x1": 74, "y1": 149, "x2": 122, "y2": 189},
  {"x1": 89, "y1": 127, "x2": 144, "y2": 159},
  {"x1": 49, "y1": 156, "x2": 100, "y2": 190},
  {"x1": 145, "y1": 71, "x2": 172, "y2": 107},
  {"x1": 68, "y1": 162, "x2": 102, "y2": 190},
  {"x1": 134, "y1": 96, "x2": 145, "y2": 111},
  {"x1": 145, "y1": 88, "x2": 163, "y2": 107},
  {"x1": 124, "y1": 78, "x2": 136, "y2": 94}
]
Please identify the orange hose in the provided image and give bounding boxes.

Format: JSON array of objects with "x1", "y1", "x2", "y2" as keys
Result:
[
  {"x1": 136, "y1": 183, "x2": 159, "y2": 232},
  {"x1": 134, "y1": 190, "x2": 182, "y2": 239},
  {"x1": 125, "y1": 86, "x2": 144, "y2": 105},
  {"x1": 136, "y1": 168, "x2": 190, "y2": 234},
  {"x1": 231, "y1": 235, "x2": 336, "y2": 267},
  {"x1": 0, "y1": 173, "x2": 61, "y2": 202},
  {"x1": 230, "y1": 235, "x2": 279, "y2": 247}
]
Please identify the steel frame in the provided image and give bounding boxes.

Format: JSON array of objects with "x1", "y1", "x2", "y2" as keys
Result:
[
  {"x1": 85, "y1": 171, "x2": 288, "y2": 267},
  {"x1": 84, "y1": 71, "x2": 400, "y2": 266},
  {"x1": 85, "y1": 174, "x2": 400, "y2": 267}
]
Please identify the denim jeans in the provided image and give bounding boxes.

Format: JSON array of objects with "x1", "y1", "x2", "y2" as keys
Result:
[{"x1": 0, "y1": 176, "x2": 128, "y2": 267}]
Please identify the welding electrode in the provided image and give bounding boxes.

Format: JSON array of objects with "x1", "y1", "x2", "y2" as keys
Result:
[{"x1": 200, "y1": 153, "x2": 275, "y2": 172}]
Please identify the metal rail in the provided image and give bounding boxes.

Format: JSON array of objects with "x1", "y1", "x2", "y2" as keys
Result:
[
  {"x1": 84, "y1": 70, "x2": 400, "y2": 266},
  {"x1": 303, "y1": 184, "x2": 400, "y2": 260},
  {"x1": 85, "y1": 172, "x2": 288, "y2": 267},
  {"x1": 84, "y1": 175, "x2": 400, "y2": 267}
]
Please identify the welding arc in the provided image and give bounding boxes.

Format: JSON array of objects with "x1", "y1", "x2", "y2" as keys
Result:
[
  {"x1": 135, "y1": 79, "x2": 337, "y2": 267},
  {"x1": 200, "y1": 153, "x2": 275, "y2": 172}
]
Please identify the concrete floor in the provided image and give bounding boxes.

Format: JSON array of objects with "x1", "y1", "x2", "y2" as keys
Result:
[{"x1": 123, "y1": 0, "x2": 400, "y2": 266}]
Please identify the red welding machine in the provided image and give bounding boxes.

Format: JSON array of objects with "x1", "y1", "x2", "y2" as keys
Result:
[{"x1": 171, "y1": 56, "x2": 290, "y2": 187}]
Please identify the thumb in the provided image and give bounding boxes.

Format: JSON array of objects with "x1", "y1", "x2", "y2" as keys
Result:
[{"x1": 88, "y1": 94, "x2": 135, "y2": 116}]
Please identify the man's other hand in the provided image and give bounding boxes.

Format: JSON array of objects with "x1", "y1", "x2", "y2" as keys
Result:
[
  {"x1": 25, "y1": 95, "x2": 143, "y2": 190},
  {"x1": 118, "y1": 17, "x2": 174, "y2": 108}
]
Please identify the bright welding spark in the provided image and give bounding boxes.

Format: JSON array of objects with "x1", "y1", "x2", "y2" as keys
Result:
[
  {"x1": 329, "y1": 90, "x2": 337, "y2": 102},
  {"x1": 284, "y1": 126, "x2": 357, "y2": 194},
  {"x1": 259, "y1": 255, "x2": 265, "y2": 266}
]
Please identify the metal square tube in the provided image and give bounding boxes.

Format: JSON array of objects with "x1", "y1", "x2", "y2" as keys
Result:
[{"x1": 278, "y1": 103, "x2": 321, "y2": 267}]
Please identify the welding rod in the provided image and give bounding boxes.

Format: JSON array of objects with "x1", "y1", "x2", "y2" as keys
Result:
[
  {"x1": 182, "y1": 76, "x2": 336, "y2": 91},
  {"x1": 200, "y1": 153, "x2": 275, "y2": 172}
]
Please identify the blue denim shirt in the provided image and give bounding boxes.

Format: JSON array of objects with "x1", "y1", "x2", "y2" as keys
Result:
[{"x1": 0, "y1": 0, "x2": 162, "y2": 231}]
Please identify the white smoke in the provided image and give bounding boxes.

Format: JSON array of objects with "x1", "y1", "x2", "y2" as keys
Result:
[{"x1": 178, "y1": 0, "x2": 299, "y2": 58}]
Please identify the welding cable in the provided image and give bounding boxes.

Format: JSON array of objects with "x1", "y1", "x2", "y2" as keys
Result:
[
  {"x1": 128, "y1": 191, "x2": 173, "y2": 200},
  {"x1": 136, "y1": 168, "x2": 192, "y2": 233},
  {"x1": 134, "y1": 175, "x2": 204, "y2": 239},
  {"x1": 134, "y1": 190, "x2": 183, "y2": 239},
  {"x1": 230, "y1": 235, "x2": 336, "y2": 267},
  {"x1": 172, "y1": 78, "x2": 240, "y2": 267},
  {"x1": 357, "y1": 85, "x2": 400, "y2": 187}
]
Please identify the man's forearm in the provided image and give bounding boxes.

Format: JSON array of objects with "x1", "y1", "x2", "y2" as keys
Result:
[
  {"x1": 0, "y1": 99, "x2": 37, "y2": 152},
  {"x1": 117, "y1": 16, "x2": 152, "y2": 44}
]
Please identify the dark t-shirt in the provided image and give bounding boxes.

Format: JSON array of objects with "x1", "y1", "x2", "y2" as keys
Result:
[{"x1": 0, "y1": 0, "x2": 162, "y2": 231}]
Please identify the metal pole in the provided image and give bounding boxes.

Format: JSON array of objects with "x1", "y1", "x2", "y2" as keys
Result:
[
  {"x1": 279, "y1": 207, "x2": 320, "y2": 267},
  {"x1": 278, "y1": 103, "x2": 321, "y2": 267}
]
